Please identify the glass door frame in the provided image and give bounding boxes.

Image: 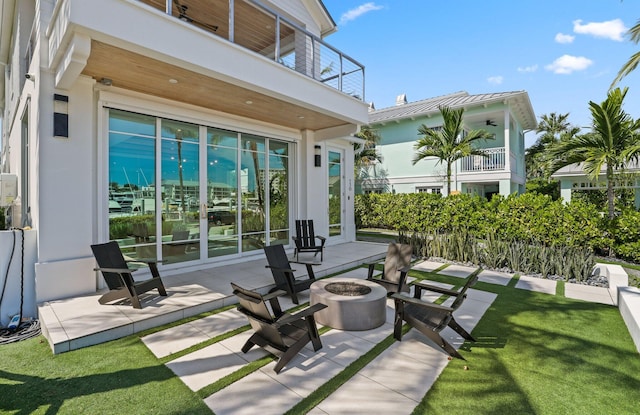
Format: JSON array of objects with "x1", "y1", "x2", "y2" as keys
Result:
[{"x1": 327, "y1": 146, "x2": 346, "y2": 241}]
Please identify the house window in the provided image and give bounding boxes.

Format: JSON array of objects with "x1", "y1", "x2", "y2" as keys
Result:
[
  {"x1": 416, "y1": 187, "x2": 441, "y2": 194},
  {"x1": 107, "y1": 109, "x2": 291, "y2": 264}
]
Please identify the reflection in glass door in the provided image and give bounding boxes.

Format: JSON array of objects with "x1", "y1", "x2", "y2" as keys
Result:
[
  {"x1": 108, "y1": 109, "x2": 292, "y2": 264},
  {"x1": 328, "y1": 149, "x2": 343, "y2": 237},
  {"x1": 207, "y1": 128, "x2": 239, "y2": 258},
  {"x1": 160, "y1": 119, "x2": 201, "y2": 264}
]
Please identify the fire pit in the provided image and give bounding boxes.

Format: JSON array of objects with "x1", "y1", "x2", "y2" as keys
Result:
[
  {"x1": 310, "y1": 277, "x2": 387, "y2": 331},
  {"x1": 325, "y1": 281, "x2": 372, "y2": 296}
]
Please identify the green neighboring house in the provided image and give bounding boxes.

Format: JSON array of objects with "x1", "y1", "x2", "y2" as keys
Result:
[
  {"x1": 362, "y1": 91, "x2": 536, "y2": 197},
  {"x1": 551, "y1": 162, "x2": 640, "y2": 208}
]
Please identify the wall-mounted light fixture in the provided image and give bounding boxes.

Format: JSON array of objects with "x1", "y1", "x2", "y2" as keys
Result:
[
  {"x1": 53, "y1": 94, "x2": 69, "y2": 139},
  {"x1": 314, "y1": 145, "x2": 321, "y2": 167}
]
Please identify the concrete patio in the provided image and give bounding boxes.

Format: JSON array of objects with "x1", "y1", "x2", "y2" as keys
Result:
[
  {"x1": 38, "y1": 241, "x2": 389, "y2": 354},
  {"x1": 36, "y1": 243, "x2": 626, "y2": 414}
]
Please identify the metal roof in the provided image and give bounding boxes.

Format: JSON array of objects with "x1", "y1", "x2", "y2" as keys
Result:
[{"x1": 368, "y1": 90, "x2": 537, "y2": 130}]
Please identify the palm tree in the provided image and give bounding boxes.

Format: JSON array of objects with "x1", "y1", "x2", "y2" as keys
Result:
[
  {"x1": 354, "y1": 126, "x2": 383, "y2": 173},
  {"x1": 548, "y1": 87, "x2": 640, "y2": 218},
  {"x1": 526, "y1": 112, "x2": 579, "y2": 179},
  {"x1": 412, "y1": 105, "x2": 494, "y2": 195},
  {"x1": 611, "y1": 19, "x2": 640, "y2": 87}
]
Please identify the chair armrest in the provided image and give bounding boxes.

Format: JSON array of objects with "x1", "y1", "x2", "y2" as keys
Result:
[
  {"x1": 398, "y1": 265, "x2": 411, "y2": 273},
  {"x1": 390, "y1": 293, "x2": 454, "y2": 313},
  {"x1": 262, "y1": 290, "x2": 288, "y2": 301},
  {"x1": 94, "y1": 267, "x2": 135, "y2": 274},
  {"x1": 276, "y1": 303, "x2": 328, "y2": 326},
  {"x1": 411, "y1": 280, "x2": 461, "y2": 297},
  {"x1": 265, "y1": 265, "x2": 297, "y2": 274},
  {"x1": 126, "y1": 259, "x2": 165, "y2": 265},
  {"x1": 316, "y1": 235, "x2": 326, "y2": 243}
]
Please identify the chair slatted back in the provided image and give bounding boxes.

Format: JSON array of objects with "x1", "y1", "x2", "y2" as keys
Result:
[
  {"x1": 295, "y1": 220, "x2": 316, "y2": 248},
  {"x1": 231, "y1": 283, "x2": 286, "y2": 349},
  {"x1": 383, "y1": 243, "x2": 413, "y2": 284},
  {"x1": 263, "y1": 244, "x2": 292, "y2": 287},
  {"x1": 91, "y1": 241, "x2": 135, "y2": 290},
  {"x1": 450, "y1": 274, "x2": 478, "y2": 310}
]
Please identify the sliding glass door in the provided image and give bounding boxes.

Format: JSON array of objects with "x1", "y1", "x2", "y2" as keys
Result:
[
  {"x1": 327, "y1": 148, "x2": 344, "y2": 238},
  {"x1": 107, "y1": 109, "x2": 291, "y2": 264}
]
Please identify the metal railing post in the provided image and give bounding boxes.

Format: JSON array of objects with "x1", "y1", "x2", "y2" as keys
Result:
[
  {"x1": 275, "y1": 15, "x2": 280, "y2": 62},
  {"x1": 338, "y1": 53, "x2": 343, "y2": 92},
  {"x1": 166, "y1": 0, "x2": 172, "y2": 15},
  {"x1": 229, "y1": 0, "x2": 234, "y2": 42}
]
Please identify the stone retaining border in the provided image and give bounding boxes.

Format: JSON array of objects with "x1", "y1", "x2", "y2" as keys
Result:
[{"x1": 595, "y1": 264, "x2": 640, "y2": 354}]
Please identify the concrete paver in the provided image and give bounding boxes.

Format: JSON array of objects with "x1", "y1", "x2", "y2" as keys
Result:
[
  {"x1": 437, "y1": 264, "x2": 478, "y2": 279},
  {"x1": 565, "y1": 283, "x2": 614, "y2": 305},
  {"x1": 478, "y1": 269, "x2": 514, "y2": 286},
  {"x1": 516, "y1": 275, "x2": 557, "y2": 295}
]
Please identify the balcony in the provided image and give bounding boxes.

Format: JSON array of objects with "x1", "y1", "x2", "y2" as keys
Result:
[
  {"x1": 460, "y1": 147, "x2": 506, "y2": 172},
  {"x1": 46, "y1": 0, "x2": 368, "y2": 132},
  {"x1": 137, "y1": 0, "x2": 364, "y2": 100}
]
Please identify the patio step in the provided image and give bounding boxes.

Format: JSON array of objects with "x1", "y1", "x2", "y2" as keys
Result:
[{"x1": 37, "y1": 242, "x2": 389, "y2": 354}]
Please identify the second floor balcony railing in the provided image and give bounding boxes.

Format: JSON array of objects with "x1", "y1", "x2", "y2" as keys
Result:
[
  {"x1": 460, "y1": 147, "x2": 506, "y2": 172},
  {"x1": 138, "y1": 0, "x2": 365, "y2": 101}
]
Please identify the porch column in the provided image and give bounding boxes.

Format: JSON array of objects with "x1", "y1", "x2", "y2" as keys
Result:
[
  {"x1": 499, "y1": 180, "x2": 511, "y2": 197},
  {"x1": 503, "y1": 111, "x2": 511, "y2": 173},
  {"x1": 560, "y1": 179, "x2": 572, "y2": 204}
]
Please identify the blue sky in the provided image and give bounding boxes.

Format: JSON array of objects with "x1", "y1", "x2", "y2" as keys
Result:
[{"x1": 321, "y1": 0, "x2": 640, "y2": 147}]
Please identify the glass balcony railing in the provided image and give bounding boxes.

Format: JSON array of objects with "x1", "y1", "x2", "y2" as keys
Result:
[{"x1": 138, "y1": 0, "x2": 365, "y2": 100}]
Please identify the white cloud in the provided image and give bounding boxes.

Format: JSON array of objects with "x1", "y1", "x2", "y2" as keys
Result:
[
  {"x1": 339, "y1": 3, "x2": 384, "y2": 25},
  {"x1": 487, "y1": 76, "x2": 503, "y2": 85},
  {"x1": 545, "y1": 55, "x2": 593, "y2": 74},
  {"x1": 555, "y1": 33, "x2": 575, "y2": 44},
  {"x1": 573, "y1": 19, "x2": 628, "y2": 41},
  {"x1": 517, "y1": 65, "x2": 539, "y2": 73}
]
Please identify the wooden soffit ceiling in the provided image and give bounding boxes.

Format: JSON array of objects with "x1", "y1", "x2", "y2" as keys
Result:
[{"x1": 81, "y1": 40, "x2": 345, "y2": 131}]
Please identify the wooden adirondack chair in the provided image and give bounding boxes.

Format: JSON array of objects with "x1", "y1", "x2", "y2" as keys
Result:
[
  {"x1": 264, "y1": 244, "x2": 318, "y2": 305},
  {"x1": 391, "y1": 274, "x2": 479, "y2": 360},
  {"x1": 91, "y1": 241, "x2": 167, "y2": 309},
  {"x1": 367, "y1": 242, "x2": 413, "y2": 295},
  {"x1": 292, "y1": 220, "x2": 326, "y2": 261},
  {"x1": 231, "y1": 282, "x2": 327, "y2": 373}
]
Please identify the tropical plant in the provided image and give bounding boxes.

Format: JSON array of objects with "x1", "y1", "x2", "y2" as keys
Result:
[
  {"x1": 548, "y1": 87, "x2": 640, "y2": 218},
  {"x1": 412, "y1": 105, "x2": 494, "y2": 195},
  {"x1": 353, "y1": 126, "x2": 386, "y2": 193},
  {"x1": 354, "y1": 126, "x2": 383, "y2": 171},
  {"x1": 525, "y1": 112, "x2": 579, "y2": 179},
  {"x1": 611, "y1": 18, "x2": 640, "y2": 87}
]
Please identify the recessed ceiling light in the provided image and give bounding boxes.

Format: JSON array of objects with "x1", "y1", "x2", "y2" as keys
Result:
[
  {"x1": 169, "y1": 78, "x2": 178, "y2": 84},
  {"x1": 245, "y1": 100, "x2": 253, "y2": 105}
]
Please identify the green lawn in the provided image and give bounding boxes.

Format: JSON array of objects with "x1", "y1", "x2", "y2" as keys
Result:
[
  {"x1": 1, "y1": 269, "x2": 639, "y2": 414},
  {"x1": 415, "y1": 277, "x2": 640, "y2": 415}
]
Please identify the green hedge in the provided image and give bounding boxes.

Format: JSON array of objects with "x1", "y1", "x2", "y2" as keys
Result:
[
  {"x1": 356, "y1": 193, "x2": 605, "y2": 249},
  {"x1": 355, "y1": 192, "x2": 640, "y2": 266}
]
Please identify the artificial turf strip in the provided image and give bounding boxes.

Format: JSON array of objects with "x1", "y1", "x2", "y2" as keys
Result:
[
  {"x1": 412, "y1": 283, "x2": 640, "y2": 415},
  {"x1": 159, "y1": 325, "x2": 251, "y2": 365},
  {"x1": 196, "y1": 355, "x2": 275, "y2": 399},
  {"x1": 0, "y1": 334, "x2": 211, "y2": 414}
]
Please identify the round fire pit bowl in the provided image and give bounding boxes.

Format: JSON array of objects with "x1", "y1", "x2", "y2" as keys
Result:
[{"x1": 310, "y1": 277, "x2": 387, "y2": 331}]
